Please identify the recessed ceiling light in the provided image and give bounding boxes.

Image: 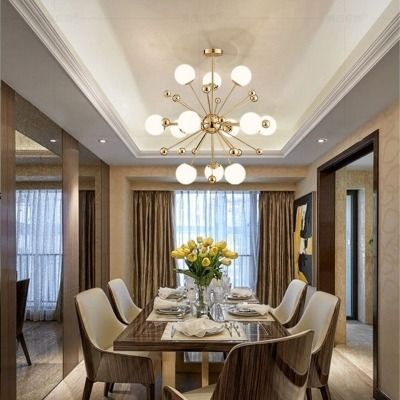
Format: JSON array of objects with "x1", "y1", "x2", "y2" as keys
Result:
[
  {"x1": 317, "y1": 138, "x2": 327, "y2": 143},
  {"x1": 98, "y1": 139, "x2": 107, "y2": 144},
  {"x1": 49, "y1": 139, "x2": 57, "y2": 143}
]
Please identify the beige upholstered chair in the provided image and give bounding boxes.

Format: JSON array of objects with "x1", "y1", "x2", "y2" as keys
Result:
[
  {"x1": 164, "y1": 330, "x2": 314, "y2": 400},
  {"x1": 271, "y1": 279, "x2": 307, "y2": 328},
  {"x1": 288, "y1": 291, "x2": 340, "y2": 400},
  {"x1": 107, "y1": 278, "x2": 142, "y2": 324},
  {"x1": 75, "y1": 288, "x2": 159, "y2": 400}
]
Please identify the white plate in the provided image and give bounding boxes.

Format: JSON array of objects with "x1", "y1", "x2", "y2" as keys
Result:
[{"x1": 227, "y1": 306, "x2": 260, "y2": 317}]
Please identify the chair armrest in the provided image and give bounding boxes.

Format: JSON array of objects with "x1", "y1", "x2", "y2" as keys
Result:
[
  {"x1": 96, "y1": 350, "x2": 154, "y2": 384},
  {"x1": 163, "y1": 386, "x2": 189, "y2": 400}
]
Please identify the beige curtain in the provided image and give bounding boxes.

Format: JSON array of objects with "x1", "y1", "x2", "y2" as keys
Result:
[
  {"x1": 132, "y1": 191, "x2": 176, "y2": 307},
  {"x1": 256, "y1": 191, "x2": 294, "y2": 307}
]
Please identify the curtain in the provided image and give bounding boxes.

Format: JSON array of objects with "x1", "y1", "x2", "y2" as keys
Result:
[
  {"x1": 16, "y1": 189, "x2": 63, "y2": 321},
  {"x1": 174, "y1": 191, "x2": 259, "y2": 289},
  {"x1": 256, "y1": 191, "x2": 294, "y2": 307},
  {"x1": 132, "y1": 191, "x2": 176, "y2": 307},
  {"x1": 79, "y1": 190, "x2": 95, "y2": 291}
]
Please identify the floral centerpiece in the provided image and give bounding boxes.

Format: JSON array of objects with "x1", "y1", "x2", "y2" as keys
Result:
[{"x1": 171, "y1": 236, "x2": 238, "y2": 315}]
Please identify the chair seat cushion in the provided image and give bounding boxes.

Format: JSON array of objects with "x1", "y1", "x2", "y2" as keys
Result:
[{"x1": 184, "y1": 384, "x2": 216, "y2": 400}]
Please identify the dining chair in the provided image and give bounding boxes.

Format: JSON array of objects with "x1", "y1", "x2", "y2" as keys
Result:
[
  {"x1": 107, "y1": 278, "x2": 142, "y2": 324},
  {"x1": 271, "y1": 279, "x2": 307, "y2": 328},
  {"x1": 288, "y1": 291, "x2": 340, "y2": 400},
  {"x1": 75, "y1": 288, "x2": 160, "y2": 400},
  {"x1": 17, "y1": 278, "x2": 32, "y2": 366},
  {"x1": 163, "y1": 330, "x2": 314, "y2": 400}
]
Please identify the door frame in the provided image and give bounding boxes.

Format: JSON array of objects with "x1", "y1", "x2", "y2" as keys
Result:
[{"x1": 317, "y1": 130, "x2": 379, "y2": 397}]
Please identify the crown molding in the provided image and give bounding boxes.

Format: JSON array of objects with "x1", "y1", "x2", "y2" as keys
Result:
[
  {"x1": 282, "y1": 12, "x2": 400, "y2": 156},
  {"x1": 9, "y1": 0, "x2": 140, "y2": 157},
  {"x1": 9, "y1": 1, "x2": 400, "y2": 160}
]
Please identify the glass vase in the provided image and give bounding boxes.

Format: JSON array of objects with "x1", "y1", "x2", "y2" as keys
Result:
[{"x1": 195, "y1": 284, "x2": 209, "y2": 318}]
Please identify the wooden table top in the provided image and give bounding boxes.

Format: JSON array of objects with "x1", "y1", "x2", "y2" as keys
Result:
[{"x1": 114, "y1": 299, "x2": 288, "y2": 352}]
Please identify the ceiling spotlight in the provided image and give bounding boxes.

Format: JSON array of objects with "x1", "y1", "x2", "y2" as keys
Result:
[
  {"x1": 49, "y1": 139, "x2": 57, "y2": 143},
  {"x1": 98, "y1": 139, "x2": 107, "y2": 144},
  {"x1": 317, "y1": 138, "x2": 327, "y2": 143}
]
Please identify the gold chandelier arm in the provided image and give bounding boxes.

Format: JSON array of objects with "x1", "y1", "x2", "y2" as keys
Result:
[
  {"x1": 216, "y1": 83, "x2": 237, "y2": 115},
  {"x1": 192, "y1": 132, "x2": 208, "y2": 154},
  {"x1": 211, "y1": 56, "x2": 216, "y2": 113},
  {"x1": 166, "y1": 129, "x2": 203, "y2": 151},
  {"x1": 205, "y1": 91, "x2": 212, "y2": 114},
  {"x1": 216, "y1": 131, "x2": 233, "y2": 160},
  {"x1": 221, "y1": 94, "x2": 251, "y2": 118},
  {"x1": 176, "y1": 98, "x2": 202, "y2": 115},
  {"x1": 217, "y1": 130, "x2": 235, "y2": 151},
  {"x1": 223, "y1": 130, "x2": 259, "y2": 152},
  {"x1": 211, "y1": 133, "x2": 215, "y2": 163},
  {"x1": 188, "y1": 83, "x2": 208, "y2": 115}
]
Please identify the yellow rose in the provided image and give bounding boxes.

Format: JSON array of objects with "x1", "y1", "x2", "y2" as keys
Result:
[
  {"x1": 171, "y1": 250, "x2": 178, "y2": 258},
  {"x1": 231, "y1": 252, "x2": 239, "y2": 259},
  {"x1": 202, "y1": 257, "x2": 211, "y2": 267},
  {"x1": 216, "y1": 241, "x2": 227, "y2": 250},
  {"x1": 187, "y1": 240, "x2": 196, "y2": 249},
  {"x1": 209, "y1": 246, "x2": 218, "y2": 256},
  {"x1": 197, "y1": 236, "x2": 204, "y2": 243},
  {"x1": 199, "y1": 247, "x2": 208, "y2": 256},
  {"x1": 221, "y1": 248, "x2": 228, "y2": 256},
  {"x1": 187, "y1": 253, "x2": 197, "y2": 263},
  {"x1": 221, "y1": 258, "x2": 231, "y2": 266},
  {"x1": 204, "y1": 237, "x2": 214, "y2": 246},
  {"x1": 175, "y1": 250, "x2": 185, "y2": 259}
]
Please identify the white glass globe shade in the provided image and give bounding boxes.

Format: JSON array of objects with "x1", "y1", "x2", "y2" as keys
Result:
[
  {"x1": 202, "y1": 72, "x2": 222, "y2": 87},
  {"x1": 145, "y1": 114, "x2": 164, "y2": 136},
  {"x1": 170, "y1": 125, "x2": 186, "y2": 138},
  {"x1": 226, "y1": 119, "x2": 239, "y2": 136},
  {"x1": 240, "y1": 112, "x2": 261, "y2": 135},
  {"x1": 224, "y1": 163, "x2": 246, "y2": 185},
  {"x1": 231, "y1": 65, "x2": 252, "y2": 86},
  {"x1": 259, "y1": 115, "x2": 277, "y2": 136},
  {"x1": 176, "y1": 163, "x2": 197, "y2": 185},
  {"x1": 178, "y1": 111, "x2": 201, "y2": 134},
  {"x1": 204, "y1": 164, "x2": 224, "y2": 182},
  {"x1": 174, "y1": 64, "x2": 195, "y2": 85}
]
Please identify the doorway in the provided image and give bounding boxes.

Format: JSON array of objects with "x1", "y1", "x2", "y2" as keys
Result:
[{"x1": 317, "y1": 131, "x2": 378, "y2": 397}]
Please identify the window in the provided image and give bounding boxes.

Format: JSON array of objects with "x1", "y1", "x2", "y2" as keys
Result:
[
  {"x1": 16, "y1": 189, "x2": 63, "y2": 321},
  {"x1": 174, "y1": 191, "x2": 259, "y2": 288}
]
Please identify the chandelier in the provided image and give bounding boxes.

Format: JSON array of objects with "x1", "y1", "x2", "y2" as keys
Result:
[{"x1": 144, "y1": 48, "x2": 277, "y2": 185}]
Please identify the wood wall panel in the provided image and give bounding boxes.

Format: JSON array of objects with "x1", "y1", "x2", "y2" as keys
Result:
[
  {"x1": 62, "y1": 132, "x2": 80, "y2": 377},
  {"x1": 100, "y1": 162, "x2": 110, "y2": 291},
  {"x1": 0, "y1": 83, "x2": 16, "y2": 400}
]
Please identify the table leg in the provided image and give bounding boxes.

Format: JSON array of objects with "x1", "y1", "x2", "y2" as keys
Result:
[
  {"x1": 201, "y1": 352, "x2": 209, "y2": 387},
  {"x1": 162, "y1": 352, "x2": 176, "y2": 388}
]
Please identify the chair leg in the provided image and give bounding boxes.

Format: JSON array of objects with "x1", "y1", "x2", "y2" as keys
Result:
[
  {"x1": 104, "y1": 382, "x2": 111, "y2": 397},
  {"x1": 18, "y1": 333, "x2": 32, "y2": 366},
  {"x1": 82, "y1": 378, "x2": 93, "y2": 400},
  {"x1": 306, "y1": 387, "x2": 312, "y2": 400},
  {"x1": 109, "y1": 383, "x2": 114, "y2": 393},
  {"x1": 320, "y1": 385, "x2": 331, "y2": 400},
  {"x1": 147, "y1": 383, "x2": 155, "y2": 400}
]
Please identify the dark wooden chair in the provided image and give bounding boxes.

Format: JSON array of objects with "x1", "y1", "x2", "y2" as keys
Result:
[
  {"x1": 75, "y1": 288, "x2": 160, "y2": 400},
  {"x1": 17, "y1": 278, "x2": 31, "y2": 366},
  {"x1": 164, "y1": 330, "x2": 314, "y2": 400},
  {"x1": 107, "y1": 278, "x2": 142, "y2": 325},
  {"x1": 271, "y1": 279, "x2": 307, "y2": 328},
  {"x1": 288, "y1": 291, "x2": 340, "y2": 400}
]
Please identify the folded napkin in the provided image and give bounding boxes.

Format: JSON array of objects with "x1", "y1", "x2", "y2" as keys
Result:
[
  {"x1": 231, "y1": 288, "x2": 253, "y2": 297},
  {"x1": 158, "y1": 287, "x2": 183, "y2": 300},
  {"x1": 237, "y1": 302, "x2": 270, "y2": 316},
  {"x1": 176, "y1": 317, "x2": 224, "y2": 338},
  {"x1": 154, "y1": 297, "x2": 178, "y2": 310}
]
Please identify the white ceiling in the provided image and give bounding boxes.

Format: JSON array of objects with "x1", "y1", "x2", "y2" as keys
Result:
[{"x1": 2, "y1": 0, "x2": 399, "y2": 166}]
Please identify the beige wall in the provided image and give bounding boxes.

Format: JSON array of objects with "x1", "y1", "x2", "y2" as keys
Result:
[{"x1": 296, "y1": 101, "x2": 400, "y2": 399}]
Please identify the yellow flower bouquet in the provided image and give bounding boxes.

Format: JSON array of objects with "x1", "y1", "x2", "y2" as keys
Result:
[{"x1": 171, "y1": 236, "x2": 238, "y2": 288}]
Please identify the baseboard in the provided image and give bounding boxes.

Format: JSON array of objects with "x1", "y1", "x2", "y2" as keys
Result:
[{"x1": 374, "y1": 389, "x2": 391, "y2": 400}]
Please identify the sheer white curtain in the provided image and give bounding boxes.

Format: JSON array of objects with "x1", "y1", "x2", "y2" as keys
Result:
[
  {"x1": 174, "y1": 191, "x2": 259, "y2": 289},
  {"x1": 16, "y1": 190, "x2": 63, "y2": 321}
]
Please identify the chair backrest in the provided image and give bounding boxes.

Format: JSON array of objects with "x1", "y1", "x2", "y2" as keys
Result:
[
  {"x1": 107, "y1": 278, "x2": 142, "y2": 324},
  {"x1": 16, "y1": 279, "x2": 30, "y2": 335},
  {"x1": 75, "y1": 288, "x2": 125, "y2": 351},
  {"x1": 210, "y1": 330, "x2": 314, "y2": 400},
  {"x1": 288, "y1": 291, "x2": 340, "y2": 387},
  {"x1": 272, "y1": 279, "x2": 307, "y2": 327}
]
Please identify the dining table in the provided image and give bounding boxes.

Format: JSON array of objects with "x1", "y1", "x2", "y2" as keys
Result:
[{"x1": 113, "y1": 297, "x2": 289, "y2": 389}]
